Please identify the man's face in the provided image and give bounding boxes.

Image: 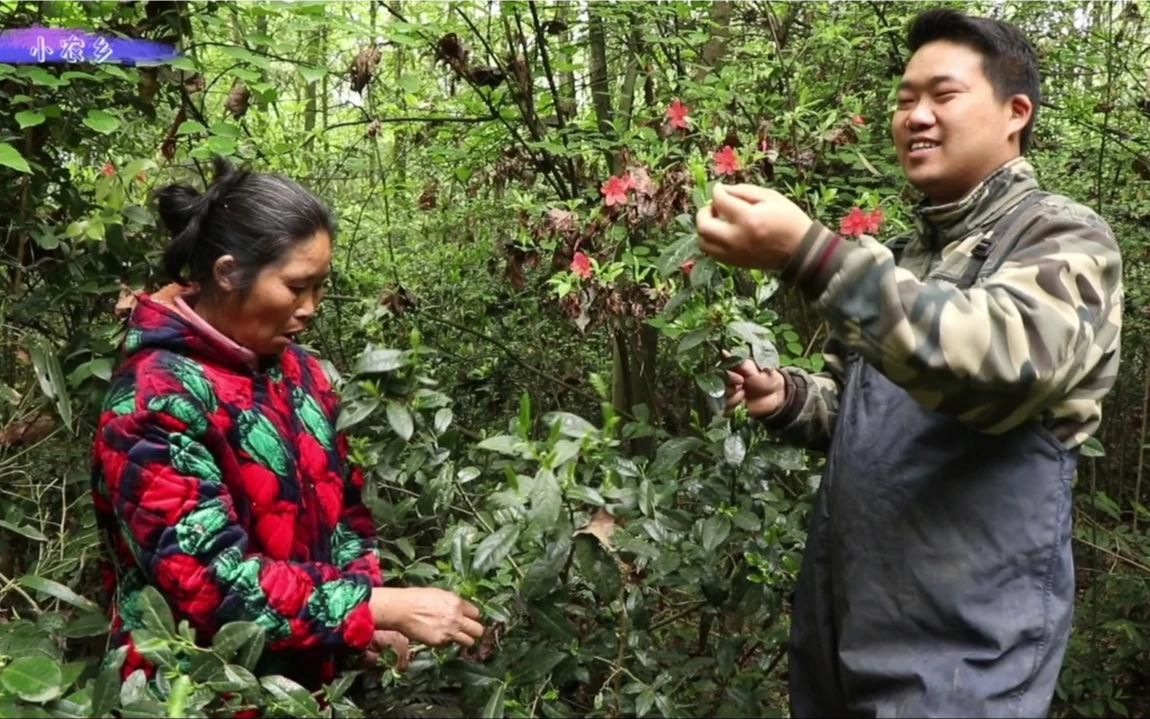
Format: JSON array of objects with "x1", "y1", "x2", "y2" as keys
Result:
[{"x1": 892, "y1": 40, "x2": 1027, "y2": 204}]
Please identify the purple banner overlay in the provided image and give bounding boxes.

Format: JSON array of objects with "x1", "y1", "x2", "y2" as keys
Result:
[{"x1": 0, "y1": 29, "x2": 179, "y2": 65}]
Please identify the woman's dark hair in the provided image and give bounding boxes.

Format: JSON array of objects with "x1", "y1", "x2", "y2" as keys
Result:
[
  {"x1": 908, "y1": 9, "x2": 1041, "y2": 153},
  {"x1": 156, "y1": 156, "x2": 335, "y2": 291}
]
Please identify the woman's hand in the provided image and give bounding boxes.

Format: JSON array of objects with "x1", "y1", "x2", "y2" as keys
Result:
[
  {"x1": 362, "y1": 629, "x2": 411, "y2": 672},
  {"x1": 370, "y1": 587, "x2": 485, "y2": 648}
]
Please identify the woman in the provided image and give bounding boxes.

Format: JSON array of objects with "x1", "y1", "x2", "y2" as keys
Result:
[{"x1": 91, "y1": 157, "x2": 483, "y2": 687}]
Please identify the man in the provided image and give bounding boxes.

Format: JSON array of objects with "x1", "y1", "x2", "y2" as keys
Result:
[{"x1": 696, "y1": 9, "x2": 1122, "y2": 718}]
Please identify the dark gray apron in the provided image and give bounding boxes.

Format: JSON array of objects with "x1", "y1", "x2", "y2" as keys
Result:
[{"x1": 788, "y1": 193, "x2": 1076, "y2": 718}]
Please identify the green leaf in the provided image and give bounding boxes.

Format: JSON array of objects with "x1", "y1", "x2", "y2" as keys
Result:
[
  {"x1": 210, "y1": 122, "x2": 241, "y2": 138},
  {"x1": 335, "y1": 398, "x2": 379, "y2": 431},
  {"x1": 0, "y1": 142, "x2": 31, "y2": 173},
  {"x1": 656, "y1": 232, "x2": 700, "y2": 277},
  {"x1": 61, "y1": 612, "x2": 109, "y2": 638},
  {"x1": 481, "y1": 682, "x2": 506, "y2": 719},
  {"x1": 92, "y1": 647, "x2": 126, "y2": 718},
  {"x1": 695, "y1": 372, "x2": 725, "y2": 399},
  {"x1": 528, "y1": 601, "x2": 578, "y2": 642},
  {"x1": 211, "y1": 621, "x2": 264, "y2": 662},
  {"x1": 297, "y1": 64, "x2": 327, "y2": 84},
  {"x1": 0, "y1": 520, "x2": 47, "y2": 542},
  {"x1": 177, "y1": 120, "x2": 208, "y2": 135},
  {"x1": 29, "y1": 340, "x2": 72, "y2": 430},
  {"x1": 471, "y1": 525, "x2": 520, "y2": 576},
  {"x1": 0, "y1": 656, "x2": 63, "y2": 704},
  {"x1": 702, "y1": 515, "x2": 731, "y2": 553},
  {"x1": 261, "y1": 675, "x2": 320, "y2": 717},
  {"x1": 15, "y1": 110, "x2": 45, "y2": 129},
  {"x1": 137, "y1": 585, "x2": 175, "y2": 637},
  {"x1": 166, "y1": 675, "x2": 191, "y2": 718},
  {"x1": 355, "y1": 348, "x2": 407, "y2": 374},
  {"x1": 1081, "y1": 436, "x2": 1106, "y2": 458},
  {"x1": 476, "y1": 434, "x2": 527, "y2": 457},
  {"x1": 82, "y1": 110, "x2": 121, "y2": 134},
  {"x1": 544, "y1": 411, "x2": 596, "y2": 439},
  {"x1": 17, "y1": 575, "x2": 99, "y2": 612},
  {"x1": 689, "y1": 257, "x2": 717, "y2": 288},
  {"x1": 386, "y1": 402, "x2": 414, "y2": 441},
  {"x1": 167, "y1": 56, "x2": 197, "y2": 71},
  {"x1": 723, "y1": 434, "x2": 746, "y2": 467},
  {"x1": 574, "y1": 535, "x2": 621, "y2": 600},
  {"x1": 434, "y1": 407, "x2": 453, "y2": 434},
  {"x1": 530, "y1": 468, "x2": 562, "y2": 527}
]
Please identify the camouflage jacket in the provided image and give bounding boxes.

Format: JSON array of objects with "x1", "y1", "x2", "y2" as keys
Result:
[{"x1": 763, "y1": 157, "x2": 1123, "y2": 451}]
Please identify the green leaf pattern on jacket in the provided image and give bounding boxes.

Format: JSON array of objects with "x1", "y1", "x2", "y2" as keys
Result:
[
  {"x1": 212, "y1": 547, "x2": 291, "y2": 640},
  {"x1": 175, "y1": 498, "x2": 230, "y2": 556},
  {"x1": 147, "y1": 394, "x2": 207, "y2": 437},
  {"x1": 237, "y1": 409, "x2": 290, "y2": 477},
  {"x1": 169, "y1": 432, "x2": 222, "y2": 484},
  {"x1": 292, "y1": 387, "x2": 335, "y2": 451},
  {"x1": 305, "y1": 578, "x2": 369, "y2": 629},
  {"x1": 330, "y1": 523, "x2": 364, "y2": 569},
  {"x1": 103, "y1": 383, "x2": 136, "y2": 416},
  {"x1": 168, "y1": 356, "x2": 218, "y2": 413}
]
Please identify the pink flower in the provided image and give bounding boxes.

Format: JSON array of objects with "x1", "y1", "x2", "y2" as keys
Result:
[
  {"x1": 839, "y1": 207, "x2": 884, "y2": 237},
  {"x1": 101, "y1": 162, "x2": 115, "y2": 177},
  {"x1": 570, "y1": 251, "x2": 593, "y2": 279},
  {"x1": 666, "y1": 99, "x2": 690, "y2": 130},
  {"x1": 712, "y1": 146, "x2": 740, "y2": 176},
  {"x1": 851, "y1": 114, "x2": 866, "y2": 126},
  {"x1": 680, "y1": 259, "x2": 696, "y2": 276},
  {"x1": 601, "y1": 174, "x2": 636, "y2": 206}
]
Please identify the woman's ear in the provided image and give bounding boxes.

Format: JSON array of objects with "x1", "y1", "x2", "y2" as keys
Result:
[{"x1": 213, "y1": 255, "x2": 239, "y2": 292}]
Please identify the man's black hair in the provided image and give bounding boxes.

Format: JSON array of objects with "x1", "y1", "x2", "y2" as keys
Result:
[{"x1": 908, "y1": 9, "x2": 1041, "y2": 152}]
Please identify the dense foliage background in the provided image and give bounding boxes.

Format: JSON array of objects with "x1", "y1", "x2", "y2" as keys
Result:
[{"x1": 0, "y1": 1, "x2": 1147, "y2": 717}]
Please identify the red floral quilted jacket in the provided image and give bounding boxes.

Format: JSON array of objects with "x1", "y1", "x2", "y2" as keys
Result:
[{"x1": 91, "y1": 292, "x2": 380, "y2": 686}]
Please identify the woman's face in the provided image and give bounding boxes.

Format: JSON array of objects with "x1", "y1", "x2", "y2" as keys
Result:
[{"x1": 215, "y1": 231, "x2": 331, "y2": 356}]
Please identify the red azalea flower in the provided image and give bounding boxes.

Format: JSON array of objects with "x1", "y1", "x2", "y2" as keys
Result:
[
  {"x1": 851, "y1": 114, "x2": 866, "y2": 126},
  {"x1": 713, "y1": 146, "x2": 740, "y2": 176},
  {"x1": 680, "y1": 259, "x2": 696, "y2": 276},
  {"x1": 865, "y1": 207, "x2": 884, "y2": 234},
  {"x1": 101, "y1": 162, "x2": 115, "y2": 177},
  {"x1": 666, "y1": 98, "x2": 690, "y2": 130},
  {"x1": 839, "y1": 207, "x2": 870, "y2": 237},
  {"x1": 839, "y1": 207, "x2": 884, "y2": 237},
  {"x1": 601, "y1": 174, "x2": 636, "y2": 206},
  {"x1": 570, "y1": 251, "x2": 593, "y2": 279}
]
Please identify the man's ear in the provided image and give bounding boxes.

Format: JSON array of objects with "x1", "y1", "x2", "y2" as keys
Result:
[
  {"x1": 213, "y1": 255, "x2": 239, "y2": 291},
  {"x1": 1008, "y1": 93, "x2": 1034, "y2": 144}
]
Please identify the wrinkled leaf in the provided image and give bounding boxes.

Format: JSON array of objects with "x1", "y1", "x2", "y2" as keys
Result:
[
  {"x1": 0, "y1": 656, "x2": 62, "y2": 703},
  {"x1": 695, "y1": 372, "x2": 725, "y2": 399},
  {"x1": 211, "y1": 621, "x2": 264, "y2": 663},
  {"x1": 386, "y1": 401, "x2": 414, "y2": 441},
  {"x1": 137, "y1": 585, "x2": 175, "y2": 637},
  {"x1": 544, "y1": 411, "x2": 596, "y2": 438},
  {"x1": 260, "y1": 675, "x2": 320, "y2": 716},
  {"x1": 723, "y1": 434, "x2": 746, "y2": 467},
  {"x1": 335, "y1": 398, "x2": 379, "y2": 431},
  {"x1": 530, "y1": 468, "x2": 562, "y2": 528},
  {"x1": 434, "y1": 408, "x2": 453, "y2": 434},
  {"x1": 355, "y1": 348, "x2": 407, "y2": 374},
  {"x1": 702, "y1": 515, "x2": 731, "y2": 553},
  {"x1": 471, "y1": 525, "x2": 519, "y2": 576},
  {"x1": 657, "y1": 232, "x2": 699, "y2": 277}
]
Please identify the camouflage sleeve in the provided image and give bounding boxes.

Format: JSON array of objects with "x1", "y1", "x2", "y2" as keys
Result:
[
  {"x1": 778, "y1": 204, "x2": 1123, "y2": 435},
  {"x1": 758, "y1": 335, "x2": 848, "y2": 452}
]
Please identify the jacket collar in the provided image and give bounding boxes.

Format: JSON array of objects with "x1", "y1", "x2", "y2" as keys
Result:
[{"x1": 913, "y1": 157, "x2": 1040, "y2": 248}]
